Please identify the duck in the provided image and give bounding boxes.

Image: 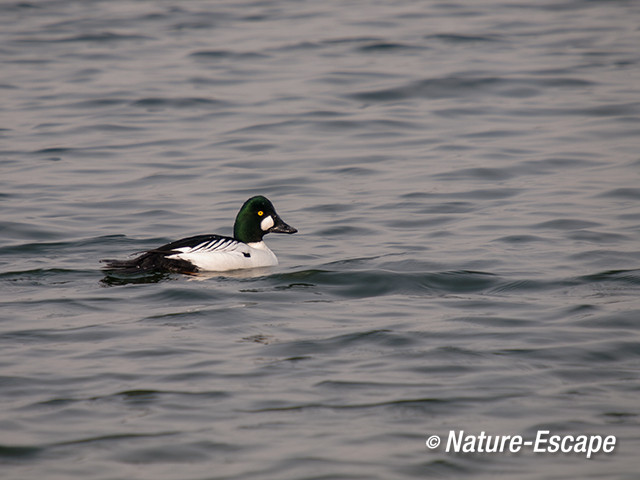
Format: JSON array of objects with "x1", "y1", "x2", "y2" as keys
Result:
[{"x1": 101, "y1": 195, "x2": 297, "y2": 273}]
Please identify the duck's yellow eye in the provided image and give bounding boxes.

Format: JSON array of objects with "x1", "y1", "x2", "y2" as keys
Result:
[{"x1": 257, "y1": 211, "x2": 264, "y2": 216}]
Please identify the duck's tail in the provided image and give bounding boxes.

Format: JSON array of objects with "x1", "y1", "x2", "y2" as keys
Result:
[
  {"x1": 100, "y1": 252, "x2": 198, "y2": 274},
  {"x1": 100, "y1": 257, "x2": 141, "y2": 271}
]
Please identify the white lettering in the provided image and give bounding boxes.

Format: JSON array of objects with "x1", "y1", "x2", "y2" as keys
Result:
[
  {"x1": 547, "y1": 434, "x2": 560, "y2": 453},
  {"x1": 586, "y1": 436, "x2": 602, "y2": 459},
  {"x1": 560, "y1": 435, "x2": 574, "y2": 453},
  {"x1": 462, "y1": 435, "x2": 476, "y2": 453},
  {"x1": 509, "y1": 435, "x2": 523, "y2": 453},
  {"x1": 574, "y1": 435, "x2": 588, "y2": 454},
  {"x1": 441, "y1": 431, "x2": 616, "y2": 458},
  {"x1": 446, "y1": 430, "x2": 463, "y2": 452},
  {"x1": 534, "y1": 430, "x2": 549, "y2": 452},
  {"x1": 476, "y1": 431, "x2": 487, "y2": 452},
  {"x1": 602, "y1": 436, "x2": 616, "y2": 453}
]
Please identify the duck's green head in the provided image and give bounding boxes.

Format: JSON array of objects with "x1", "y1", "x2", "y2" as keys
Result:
[{"x1": 233, "y1": 195, "x2": 297, "y2": 243}]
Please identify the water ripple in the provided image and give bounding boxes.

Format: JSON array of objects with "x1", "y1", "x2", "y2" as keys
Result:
[{"x1": 349, "y1": 75, "x2": 594, "y2": 102}]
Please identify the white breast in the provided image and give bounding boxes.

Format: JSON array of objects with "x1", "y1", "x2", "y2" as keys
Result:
[{"x1": 168, "y1": 241, "x2": 278, "y2": 272}]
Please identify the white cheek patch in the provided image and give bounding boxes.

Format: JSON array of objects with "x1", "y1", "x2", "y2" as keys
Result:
[{"x1": 260, "y1": 215, "x2": 274, "y2": 231}]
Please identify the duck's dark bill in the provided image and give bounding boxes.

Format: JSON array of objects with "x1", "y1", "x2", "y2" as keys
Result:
[{"x1": 270, "y1": 216, "x2": 297, "y2": 234}]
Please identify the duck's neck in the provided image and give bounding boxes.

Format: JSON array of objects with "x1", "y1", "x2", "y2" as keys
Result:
[{"x1": 233, "y1": 216, "x2": 264, "y2": 243}]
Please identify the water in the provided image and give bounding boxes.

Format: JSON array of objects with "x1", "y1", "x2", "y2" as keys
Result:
[{"x1": 1, "y1": 0, "x2": 640, "y2": 478}]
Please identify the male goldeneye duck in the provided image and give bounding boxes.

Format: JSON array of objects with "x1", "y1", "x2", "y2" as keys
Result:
[{"x1": 101, "y1": 195, "x2": 297, "y2": 273}]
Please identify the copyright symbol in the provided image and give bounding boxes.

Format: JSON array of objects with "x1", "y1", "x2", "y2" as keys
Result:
[{"x1": 426, "y1": 435, "x2": 441, "y2": 449}]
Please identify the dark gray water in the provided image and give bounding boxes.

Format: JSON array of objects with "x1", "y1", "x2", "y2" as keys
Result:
[{"x1": 2, "y1": 1, "x2": 640, "y2": 479}]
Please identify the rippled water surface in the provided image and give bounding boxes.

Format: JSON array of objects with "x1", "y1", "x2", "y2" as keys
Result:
[{"x1": 2, "y1": 1, "x2": 640, "y2": 479}]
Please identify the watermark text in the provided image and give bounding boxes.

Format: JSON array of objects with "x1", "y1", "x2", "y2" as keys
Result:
[{"x1": 425, "y1": 430, "x2": 616, "y2": 459}]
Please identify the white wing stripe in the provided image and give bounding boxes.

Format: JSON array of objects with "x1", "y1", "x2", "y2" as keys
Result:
[{"x1": 176, "y1": 238, "x2": 242, "y2": 254}]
